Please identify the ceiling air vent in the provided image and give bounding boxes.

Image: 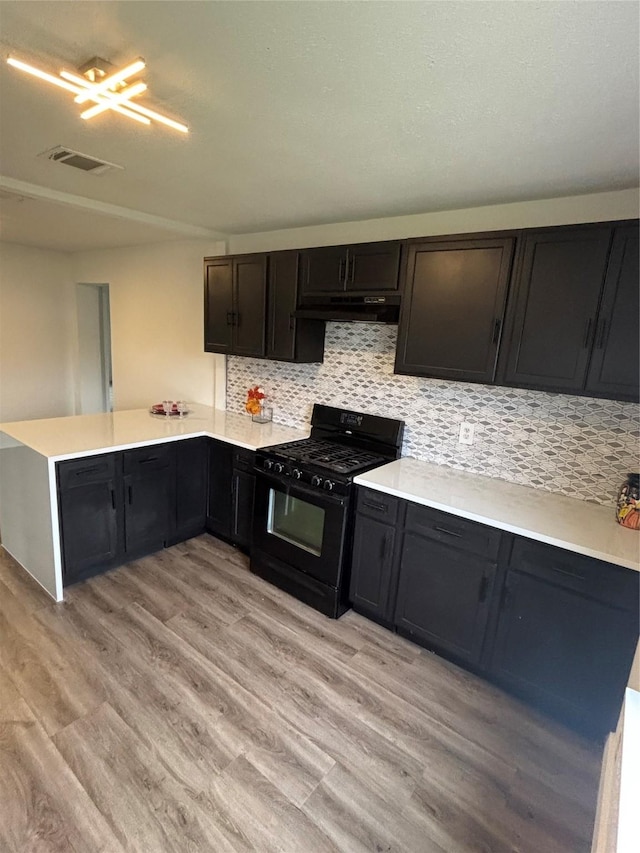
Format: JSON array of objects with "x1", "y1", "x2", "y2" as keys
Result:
[{"x1": 38, "y1": 146, "x2": 124, "y2": 176}]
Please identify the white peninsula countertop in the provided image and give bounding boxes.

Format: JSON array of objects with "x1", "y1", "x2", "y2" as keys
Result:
[
  {"x1": 355, "y1": 458, "x2": 640, "y2": 572},
  {"x1": 0, "y1": 403, "x2": 308, "y2": 461}
]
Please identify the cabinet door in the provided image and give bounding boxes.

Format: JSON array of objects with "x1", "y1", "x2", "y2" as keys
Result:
[
  {"x1": 174, "y1": 437, "x2": 208, "y2": 543},
  {"x1": 123, "y1": 468, "x2": 172, "y2": 557},
  {"x1": 267, "y1": 251, "x2": 325, "y2": 363},
  {"x1": 59, "y1": 476, "x2": 120, "y2": 582},
  {"x1": 267, "y1": 250, "x2": 298, "y2": 361},
  {"x1": 585, "y1": 224, "x2": 639, "y2": 401},
  {"x1": 499, "y1": 226, "x2": 612, "y2": 392},
  {"x1": 232, "y1": 469, "x2": 255, "y2": 549},
  {"x1": 207, "y1": 439, "x2": 233, "y2": 540},
  {"x1": 349, "y1": 513, "x2": 397, "y2": 623},
  {"x1": 395, "y1": 238, "x2": 515, "y2": 382},
  {"x1": 346, "y1": 241, "x2": 402, "y2": 292},
  {"x1": 232, "y1": 255, "x2": 267, "y2": 357},
  {"x1": 394, "y1": 532, "x2": 495, "y2": 664},
  {"x1": 204, "y1": 259, "x2": 234, "y2": 353},
  {"x1": 490, "y1": 570, "x2": 639, "y2": 735},
  {"x1": 299, "y1": 246, "x2": 348, "y2": 296}
]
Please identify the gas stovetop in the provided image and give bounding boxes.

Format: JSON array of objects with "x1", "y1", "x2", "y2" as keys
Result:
[
  {"x1": 255, "y1": 405, "x2": 404, "y2": 495},
  {"x1": 263, "y1": 438, "x2": 386, "y2": 476}
]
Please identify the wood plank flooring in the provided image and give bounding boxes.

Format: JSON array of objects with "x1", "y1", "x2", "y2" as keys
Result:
[{"x1": 0, "y1": 535, "x2": 602, "y2": 852}]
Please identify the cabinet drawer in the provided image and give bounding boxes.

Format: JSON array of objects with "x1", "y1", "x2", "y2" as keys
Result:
[
  {"x1": 123, "y1": 443, "x2": 173, "y2": 474},
  {"x1": 233, "y1": 447, "x2": 255, "y2": 473},
  {"x1": 509, "y1": 538, "x2": 639, "y2": 611},
  {"x1": 404, "y1": 504, "x2": 501, "y2": 561},
  {"x1": 356, "y1": 488, "x2": 399, "y2": 524},
  {"x1": 58, "y1": 454, "x2": 116, "y2": 489}
]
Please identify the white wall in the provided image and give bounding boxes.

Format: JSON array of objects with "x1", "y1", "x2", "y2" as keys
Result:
[
  {"x1": 0, "y1": 243, "x2": 75, "y2": 422},
  {"x1": 72, "y1": 239, "x2": 226, "y2": 411},
  {"x1": 228, "y1": 188, "x2": 639, "y2": 253}
]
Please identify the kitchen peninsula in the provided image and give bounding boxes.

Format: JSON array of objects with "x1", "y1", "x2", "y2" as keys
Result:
[{"x1": 0, "y1": 404, "x2": 307, "y2": 601}]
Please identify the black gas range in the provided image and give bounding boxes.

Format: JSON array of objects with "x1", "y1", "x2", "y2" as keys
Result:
[{"x1": 251, "y1": 405, "x2": 404, "y2": 618}]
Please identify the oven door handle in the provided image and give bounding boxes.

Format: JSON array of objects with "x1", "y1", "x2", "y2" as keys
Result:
[{"x1": 255, "y1": 472, "x2": 348, "y2": 507}]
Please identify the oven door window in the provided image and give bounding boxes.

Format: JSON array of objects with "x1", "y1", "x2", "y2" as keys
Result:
[{"x1": 267, "y1": 488, "x2": 325, "y2": 556}]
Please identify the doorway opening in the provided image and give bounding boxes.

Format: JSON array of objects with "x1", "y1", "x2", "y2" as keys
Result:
[{"x1": 76, "y1": 283, "x2": 113, "y2": 413}]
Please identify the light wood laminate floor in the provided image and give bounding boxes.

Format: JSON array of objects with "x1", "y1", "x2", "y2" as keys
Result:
[{"x1": 0, "y1": 534, "x2": 601, "y2": 852}]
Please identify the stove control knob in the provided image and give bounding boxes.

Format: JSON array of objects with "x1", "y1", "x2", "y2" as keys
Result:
[
  {"x1": 274, "y1": 462, "x2": 285, "y2": 474},
  {"x1": 263, "y1": 459, "x2": 274, "y2": 471},
  {"x1": 323, "y1": 479, "x2": 334, "y2": 491},
  {"x1": 292, "y1": 468, "x2": 302, "y2": 480},
  {"x1": 311, "y1": 475, "x2": 323, "y2": 487}
]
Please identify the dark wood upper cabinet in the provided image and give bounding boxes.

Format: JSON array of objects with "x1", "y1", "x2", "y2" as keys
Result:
[
  {"x1": 348, "y1": 242, "x2": 402, "y2": 291},
  {"x1": 497, "y1": 226, "x2": 613, "y2": 393},
  {"x1": 395, "y1": 237, "x2": 516, "y2": 383},
  {"x1": 204, "y1": 258, "x2": 233, "y2": 352},
  {"x1": 232, "y1": 255, "x2": 268, "y2": 357},
  {"x1": 267, "y1": 251, "x2": 325, "y2": 363},
  {"x1": 298, "y1": 241, "x2": 402, "y2": 299},
  {"x1": 204, "y1": 254, "x2": 267, "y2": 357},
  {"x1": 585, "y1": 224, "x2": 639, "y2": 401}
]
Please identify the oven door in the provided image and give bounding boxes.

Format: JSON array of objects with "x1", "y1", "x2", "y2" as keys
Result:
[{"x1": 252, "y1": 472, "x2": 349, "y2": 587}]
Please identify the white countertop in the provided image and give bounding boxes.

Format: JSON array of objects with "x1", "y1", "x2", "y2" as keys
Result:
[
  {"x1": 0, "y1": 404, "x2": 309, "y2": 461},
  {"x1": 355, "y1": 458, "x2": 640, "y2": 572}
]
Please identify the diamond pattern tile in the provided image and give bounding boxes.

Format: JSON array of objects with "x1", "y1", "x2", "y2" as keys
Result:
[{"x1": 227, "y1": 324, "x2": 640, "y2": 506}]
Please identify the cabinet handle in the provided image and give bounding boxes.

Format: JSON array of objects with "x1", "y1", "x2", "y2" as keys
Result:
[
  {"x1": 500, "y1": 581, "x2": 512, "y2": 610},
  {"x1": 234, "y1": 312, "x2": 240, "y2": 327},
  {"x1": 381, "y1": 531, "x2": 392, "y2": 563},
  {"x1": 289, "y1": 312, "x2": 295, "y2": 331},
  {"x1": 139, "y1": 456, "x2": 159, "y2": 464},
  {"x1": 128, "y1": 485, "x2": 133, "y2": 505},
  {"x1": 226, "y1": 311, "x2": 234, "y2": 326},
  {"x1": 74, "y1": 465, "x2": 101, "y2": 477},
  {"x1": 338, "y1": 258, "x2": 347, "y2": 285},
  {"x1": 110, "y1": 488, "x2": 116, "y2": 510},
  {"x1": 348, "y1": 257, "x2": 355, "y2": 283},
  {"x1": 595, "y1": 318, "x2": 608, "y2": 350},
  {"x1": 583, "y1": 317, "x2": 595, "y2": 349},
  {"x1": 550, "y1": 564, "x2": 585, "y2": 581},
  {"x1": 492, "y1": 318, "x2": 502, "y2": 345},
  {"x1": 478, "y1": 574, "x2": 489, "y2": 603},
  {"x1": 433, "y1": 525, "x2": 462, "y2": 539},
  {"x1": 362, "y1": 500, "x2": 387, "y2": 513}
]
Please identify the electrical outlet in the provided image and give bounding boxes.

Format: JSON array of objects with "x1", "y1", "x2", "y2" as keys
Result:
[{"x1": 458, "y1": 421, "x2": 475, "y2": 445}]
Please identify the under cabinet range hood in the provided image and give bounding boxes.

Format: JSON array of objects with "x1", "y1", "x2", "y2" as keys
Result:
[{"x1": 294, "y1": 294, "x2": 401, "y2": 323}]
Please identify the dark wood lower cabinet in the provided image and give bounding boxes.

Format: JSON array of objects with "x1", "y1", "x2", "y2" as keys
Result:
[
  {"x1": 349, "y1": 488, "x2": 640, "y2": 738},
  {"x1": 488, "y1": 540, "x2": 640, "y2": 736},
  {"x1": 206, "y1": 440, "x2": 256, "y2": 550},
  {"x1": 349, "y1": 488, "x2": 402, "y2": 625},
  {"x1": 173, "y1": 437, "x2": 208, "y2": 543},
  {"x1": 57, "y1": 454, "x2": 121, "y2": 584},
  {"x1": 207, "y1": 439, "x2": 234, "y2": 541},
  {"x1": 230, "y1": 448, "x2": 256, "y2": 550},
  {"x1": 122, "y1": 445, "x2": 174, "y2": 557},
  {"x1": 395, "y1": 533, "x2": 496, "y2": 664}
]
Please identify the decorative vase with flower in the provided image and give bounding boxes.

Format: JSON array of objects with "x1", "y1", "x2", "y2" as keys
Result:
[{"x1": 245, "y1": 385, "x2": 272, "y2": 423}]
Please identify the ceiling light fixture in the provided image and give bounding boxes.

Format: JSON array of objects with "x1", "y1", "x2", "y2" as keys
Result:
[{"x1": 6, "y1": 54, "x2": 189, "y2": 133}]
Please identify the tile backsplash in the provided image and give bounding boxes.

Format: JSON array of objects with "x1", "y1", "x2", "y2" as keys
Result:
[{"x1": 227, "y1": 323, "x2": 639, "y2": 506}]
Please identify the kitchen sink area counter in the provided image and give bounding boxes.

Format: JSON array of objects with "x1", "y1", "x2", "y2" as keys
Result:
[{"x1": 354, "y1": 457, "x2": 640, "y2": 572}]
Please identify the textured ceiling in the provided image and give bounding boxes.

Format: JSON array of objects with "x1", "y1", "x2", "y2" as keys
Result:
[{"x1": 0, "y1": 0, "x2": 638, "y2": 251}]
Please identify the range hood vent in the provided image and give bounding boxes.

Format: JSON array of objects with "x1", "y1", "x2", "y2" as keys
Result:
[
  {"x1": 38, "y1": 146, "x2": 124, "y2": 176},
  {"x1": 295, "y1": 294, "x2": 401, "y2": 324}
]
